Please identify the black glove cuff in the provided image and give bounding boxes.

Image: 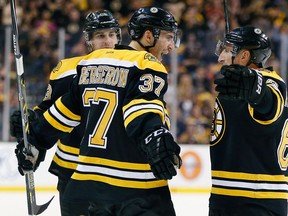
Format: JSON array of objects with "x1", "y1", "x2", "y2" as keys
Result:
[
  {"x1": 142, "y1": 127, "x2": 170, "y2": 145},
  {"x1": 247, "y1": 69, "x2": 267, "y2": 105},
  {"x1": 250, "y1": 87, "x2": 274, "y2": 114}
]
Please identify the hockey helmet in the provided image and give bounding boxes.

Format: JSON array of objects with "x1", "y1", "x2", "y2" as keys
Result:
[
  {"x1": 128, "y1": 7, "x2": 180, "y2": 48},
  {"x1": 216, "y1": 26, "x2": 271, "y2": 67},
  {"x1": 83, "y1": 10, "x2": 121, "y2": 44}
]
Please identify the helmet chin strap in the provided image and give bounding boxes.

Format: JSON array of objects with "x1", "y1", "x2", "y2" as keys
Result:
[
  {"x1": 231, "y1": 56, "x2": 235, "y2": 65},
  {"x1": 136, "y1": 38, "x2": 158, "y2": 52}
]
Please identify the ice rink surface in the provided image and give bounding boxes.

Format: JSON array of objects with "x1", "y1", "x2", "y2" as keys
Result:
[{"x1": 0, "y1": 191, "x2": 209, "y2": 215}]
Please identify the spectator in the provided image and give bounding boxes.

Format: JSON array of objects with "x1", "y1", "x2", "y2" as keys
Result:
[{"x1": 2, "y1": 0, "x2": 288, "y2": 144}]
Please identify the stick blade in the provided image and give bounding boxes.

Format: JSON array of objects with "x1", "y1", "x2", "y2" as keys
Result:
[{"x1": 32, "y1": 195, "x2": 54, "y2": 215}]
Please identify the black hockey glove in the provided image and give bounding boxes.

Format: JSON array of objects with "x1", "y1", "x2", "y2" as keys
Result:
[
  {"x1": 15, "y1": 139, "x2": 46, "y2": 176},
  {"x1": 214, "y1": 64, "x2": 266, "y2": 105},
  {"x1": 10, "y1": 109, "x2": 38, "y2": 140},
  {"x1": 141, "y1": 127, "x2": 182, "y2": 180}
]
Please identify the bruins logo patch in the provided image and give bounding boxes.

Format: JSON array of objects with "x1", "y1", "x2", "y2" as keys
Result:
[
  {"x1": 52, "y1": 61, "x2": 62, "y2": 73},
  {"x1": 43, "y1": 84, "x2": 52, "y2": 101},
  {"x1": 210, "y1": 98, "x2": 225, "y2": 146},
  {"x1": 144, "y1": 53, "x2": 160, "y2": 63}
]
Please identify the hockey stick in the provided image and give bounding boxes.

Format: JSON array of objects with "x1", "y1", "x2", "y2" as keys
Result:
[
  {"x1": 223, "y1": 0, "x2": 230, "y2": 34},
  {"x1": 10, "y1": 0, "x2": 54, "y2": 215}
]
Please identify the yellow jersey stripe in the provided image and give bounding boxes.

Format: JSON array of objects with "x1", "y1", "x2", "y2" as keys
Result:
[
  {"x1": 123, "y1": 99, "x2": 165, "y2": 113},
  {"x1": 248, "y1": 85, "x2": 284, "y2": 125},
  {"x1": 72, "y1": 172, "x2": 167, "y2": 189},
  {"x1": 212, "y1": 170, "x2": 288, "y2": 182},
  {"x1": 124, "y1": 109, "x2": 165, "y2": 128},
  {"x1": 55, "y1": 99, "x2": 81, "y2": 121},
  {"x1": 164, "y1": 108, "x2": 171, "y2": 129},
  {"x1": 53, "y1": 154, "x2": 78, "y2": 170},
  {"x1": 211, "y1": 187, "x2": 288, "y2": 199},
  {"x1": 79, "y1": 155, "x2": 151, "y2": 170},
  {"x1": 43, "y1": 111, "x2": 73, "y2": 133},
  {"x1": 57, "y1": 140, "x2": 80, "y2": 155}
]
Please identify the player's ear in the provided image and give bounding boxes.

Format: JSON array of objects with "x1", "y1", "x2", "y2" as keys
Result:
[
  {"x1": 240, "y1": 50, "x2": 251, "y2": 65},
  {"x1": 242, "y1": 50, "x2": 251, "y2": 60},
  {"x1": 143, "y1": 30, "x2": 153, "y2": 44}
]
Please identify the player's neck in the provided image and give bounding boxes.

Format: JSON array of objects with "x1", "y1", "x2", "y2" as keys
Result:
[{"x1": 129, "y1": 41, "x2": 146, "y2": 52}]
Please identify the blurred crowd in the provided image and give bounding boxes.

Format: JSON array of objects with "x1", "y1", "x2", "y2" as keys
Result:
[{"x1": 0, "y1": 0, "x2": 288, "y2": 143}]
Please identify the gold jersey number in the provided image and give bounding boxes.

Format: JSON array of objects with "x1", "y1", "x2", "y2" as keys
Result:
[
  {"x1": 82, "y1": 87, "x2": 118, "y2": 149},
  {"x1": 278, "y1": 119, "x2": 288, "y2": 170}
]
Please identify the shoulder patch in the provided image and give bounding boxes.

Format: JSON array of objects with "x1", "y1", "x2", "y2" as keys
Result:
[
  {"x1": 144, "y1": 53, "x2": 160, "y2": 63},
  {"x1": 50, "y1": 56, "x2": 83, "y2": 80},
  {"x1": 52, "y1": 61, "x2": 62, "y2": 73},
  {"x1": 43, "y1": 84, "x2": 52, "y2": 101},
  {"x1": 266, "y1": 78, "x2": 279, "y2": 88}
]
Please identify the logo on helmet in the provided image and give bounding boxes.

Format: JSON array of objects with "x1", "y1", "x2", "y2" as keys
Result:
[
  {"x1": 150, "y1": 7, "x2": 158, "y2": 13},
  {"x1": 254, "y1": 28, "x2": 262, "y2": 35}
]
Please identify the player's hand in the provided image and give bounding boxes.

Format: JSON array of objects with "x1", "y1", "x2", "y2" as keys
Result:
[
  {"x1": 10, "y1": 109, "x2": 38, "y2": 140},
  {"x1": 214, "y1": 64, "x2": 266, "y2": 105},
  {"x1": 141, "y1": 127, "x2": 182, "y2": 180},
  {"x1": 15, "y1": 139, "x2": 46, "y2": 176}
]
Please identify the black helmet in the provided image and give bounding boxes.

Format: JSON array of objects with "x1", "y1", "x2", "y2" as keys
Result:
[
  {"x1": 225, "y1": 26, "x2": 271, "y2": 67},
  {"x1": 83, "y1": 10, "x2": 121, "y2": 45},
  {"x1": 128, "y1": 7, "x2": 180, "y2": 48}
]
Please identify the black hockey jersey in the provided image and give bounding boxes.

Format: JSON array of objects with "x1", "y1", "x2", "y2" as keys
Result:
[
  {"x1": 32, "y1": 45, "x2": 173, "y2": 202},
  {"x1": 210, "y1": 68, "x2": 288, "y2": 215},
  {"x1": 34, "y1": 55, "x2": 84, "y2": 181}
]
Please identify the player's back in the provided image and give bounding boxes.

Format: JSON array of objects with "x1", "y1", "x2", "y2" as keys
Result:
[{"x1": 62, "y1": 46, "x2": 171, "y2": 202}]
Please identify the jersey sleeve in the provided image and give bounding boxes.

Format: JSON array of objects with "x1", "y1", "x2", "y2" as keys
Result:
[
  {"x1": 32, "y1": 76, "x2": 82, "y2": 149},
  {"x1": 122, "y1": 59, "x2": 170, "y2": 141},
  {"x1": 249, "y1": 69, "x2": 287, "y2": 124}
]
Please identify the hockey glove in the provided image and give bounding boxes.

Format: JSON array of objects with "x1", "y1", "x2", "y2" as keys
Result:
[
  {"x1": 15, "y1": 139, "x2": 46, "y2": 176},
  {"x1": 214, "y1": 64, "x2": 266, "y2": 105},
  {"x1": 141, "y1": 127, "x2": 182, "y2": 180},
  {"x1": 10, "y1": 109, "x2": 38, "y2": 140},
  {"x1": 214, "y1": 64, "x2": 267, "y2": 105}
]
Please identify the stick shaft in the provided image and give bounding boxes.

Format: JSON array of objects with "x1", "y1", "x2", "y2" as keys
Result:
[
  {"x1": 223, "y1": 0, "x2": 230, "y2": 33},
  {"x1": 10, "y1": 1, "x2": 54, "y2": 215},
  {"x1": 10, "y1": 0, "x2": 35, "y2": 215}
]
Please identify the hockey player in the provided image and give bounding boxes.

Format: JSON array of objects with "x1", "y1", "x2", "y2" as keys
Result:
[
  {"x1": 10, "y1": 6, "x2": 182, "y2": 216},
  {"x1": 10, "y1": 10, "x2": 121, "y2": 215},
  {"x1": 210, "y1": 26, "x2": 288, "y2": 216}
]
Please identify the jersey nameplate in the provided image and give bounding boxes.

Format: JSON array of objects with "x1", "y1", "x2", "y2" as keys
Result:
[{"x1": 79, "y1": 65, "x2": 129, "y2": 88}]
